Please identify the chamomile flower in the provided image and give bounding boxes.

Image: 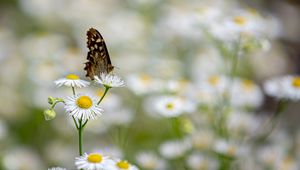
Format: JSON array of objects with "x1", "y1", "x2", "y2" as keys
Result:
[
  {"x1": 94, "y1": 73, "x2": 125, "y2": 88},
  {"x1": 263, "y1": 77, "x2": 284, "y2": 99},
  {"x1": 48, "y1": 167, "x2": 66, "y2": 170},
  {"x1": 64, "y1": 94, "x2": 103, "y2": 120},
  {"x1": 224, "y1": 13, "x2": 264, "y2": 37},
  {"x1": 209, "y1": 9, "x2": 266, "y2": 41},
  {"x1": 186, "y1": 152, "x2": 219, "y2": 170},
  {"x1": 191, "y1": 75, "x2": 229, "y2": 105},
  {"x1": 230, "y1": 78, "x2": 264, "y2": 108},
  {"x1": 136, "y1": 152, "x2": 167, "y2": 170},
  {"x1": 159, "y1": 139, "x2": 191, "y2": 159},
  {"x1": 264, "y1": 75, "x2": 300, "y2": 101},
  {"x1": 75, "y1": 153, "x2": 114, "y2": 170},
  {"x1": 280, "y1": 75, "x2": 300, "y2": 101},
  {"x1": 109, "y1": 160, "x2": 139, "y2": 170},
  {"x1": 126, "y1": 73, "x2": 163, "y2": 95},
  {"x1": 153, "y1": 95, "x2": 185, "y2": 118},
  {"x1": 213, "y1": 139, "x2": 247, "y2": 157},
  {"x1": 55, "y1": 74, "x2": 90, "y2": 88},
  {"x1": 190, "y1": 129, "x2": 215, "y2": 150}
]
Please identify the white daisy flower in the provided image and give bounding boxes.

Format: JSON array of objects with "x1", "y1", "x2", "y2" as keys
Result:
[
  {"x1": 54, "y1": 74, "x2": 90, "y2": 88},
  {"x1": 225, "y1": 14, "x2": 263, "y2": 37},
  {"x1": 264, "y1": 75, "x2": 300, "y2": 101},
  {"x1": 230, "y1": 78, "x2": 264, "y2": 108},
  {"x1": 281, "y1": 75, "x2": 300, "y2": 101},
  {"x1": 48, "y1": 167, "x2": 66, "y2": 170},
  {"x1": 213, "y1": 139, "x2": 248, "y2": 157},
  {"x1": 263, "y1": 77, "x2": 284, "y2": 99},
  {"x1": 164, "y1": 79, "x2": 190, "y2": 94},
  {"x1": 210, "y1": 9, "x2": 266, "y2": 41},
  {"x1": 186, "y1": 152, "x2": 219, "y2": 170},
  {"x1": 109, "y1": 160, "x2": 139, "y2": 170},
  {"x1": 194, "y1": 5, "x2": 222, "y2": 27},
  {"x1": 199, "y1": 75, "x2": 229, "y2": 94},
  {"x1": 153, "y1": 95, "x2": 185, "y2": 118},
  {"x1": 136, "y1": 152, "x2": 167, "y2": 170},
  {"x1": 126, "y1": 73, "x2": 163, "y2": 95},
  {"x1": 75, "y1": 152, "x2": 114, "y2": 170},
  {"x1": 94, "y1": 73, "x2": 125, "y2": 88},
  {"x1": 159, "y1": 139, "x2": 191, "y2": 159},
  {"x1": 190, "y1": 129, "x2": 215, "y2": 150},
  {"x1": 64, "y1": 94, "x2": 103, "y2": 120}
]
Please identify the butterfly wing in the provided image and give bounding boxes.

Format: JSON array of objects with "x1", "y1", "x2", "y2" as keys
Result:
[{"x1": 84, "y1": 28, "x2": 114, "y2": 80}]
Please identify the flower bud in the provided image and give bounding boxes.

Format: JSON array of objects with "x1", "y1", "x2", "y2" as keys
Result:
[
  {"x1": 182, "y1": 118, "x2": 194, "y2": 134},
  {"x1": 43, "y1": 109, "x2": 56, "y2": 121},
  {"x1": 47, "y1": 96, "x2": 55, "y2": 105}
]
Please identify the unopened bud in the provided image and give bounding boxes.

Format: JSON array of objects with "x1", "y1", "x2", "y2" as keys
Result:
[
  {"x1": 47, "y1": 96, "x2": 55, "y2": 105},
  {"x1": 43, "y1": 109, "x2": 56, "y2": 121}
]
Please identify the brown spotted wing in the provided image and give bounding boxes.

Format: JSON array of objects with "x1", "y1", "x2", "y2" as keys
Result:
[{"x1": 84, "y1": 28, "x2": 114, "y2": 80}]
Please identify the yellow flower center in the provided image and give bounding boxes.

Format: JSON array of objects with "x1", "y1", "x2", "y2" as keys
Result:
[
  {"x1": 233, "y1": 16, "x2": 247, "y2": 26},
  {"x1": 76, "y1": 96, "x2": 93, "y2": 109},
  {"x1": 242, "y1": 79, "x2": 254, "y2": 90},
  {"x1": 208, "y1": 76, "x2": 220, "y2": 86},
  {"x1": 166, "y1": 103, "x2": 174, "y2": 110},
  {"x1": 117, "y1": 160, "x2": 130, "y2": 169},
  {"x1": 87, "y1": 153, "x2": 103, "y2": 163},
  {"x1": 66, "y1": 74, "x2": 79, "y2": 80},
  {"x1": 292, "y1": 77, "x2": 300, "y2": 88},
  {"x1": 140, "y1": 74, "x2": 151, "y2": 84}
]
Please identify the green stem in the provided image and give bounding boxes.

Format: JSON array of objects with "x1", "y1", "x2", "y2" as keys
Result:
[
  {"x1": 72, "y1": 116, "x2": 79, "y2": 129},
  {"x1": 50, "y1": 100, "x2": 64, "y2": 109},
  {"x1": 78, "y1": 118, "x2": 83, "y2": 156},
  {"x1": 170, "y1": 117, "x2": 182, "y2": 139},
  {"x1": 82, "y1": 119, "x2": 89, "y2": 128},
  {"x1": 217, "y1": 36, "x2": 242, "y2": 138},
  {"x1": 229, "y1": 38, "x2": 241, "y2": 79},
  {"x1": 97, "y1": 86, "x2": 110, "y2": 105},
  {"x1": 256, "y1": 100, "x2": 288, "y2": 142}
]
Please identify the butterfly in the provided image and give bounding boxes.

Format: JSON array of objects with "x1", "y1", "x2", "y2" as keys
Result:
[{"x1": 84, "y1": 28, "x2": 114, "y2": 80}]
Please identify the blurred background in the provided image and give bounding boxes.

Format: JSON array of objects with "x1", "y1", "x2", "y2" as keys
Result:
[{"x1": 0, "y1": 0, "x2": 300, "y2": 170}]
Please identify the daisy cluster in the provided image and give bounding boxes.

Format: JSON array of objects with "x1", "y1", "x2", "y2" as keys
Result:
[
  {"x1": 49, "y1": 152, "x2": 139, "y2": 170},
  {"x1": 1, "y1": 0, "x2": 300, "y2": 170},
  {"x1": 49, "y1": 73, "x2": 124, "y2": 121},
  {"x1": 44, "y1": 72, "x2": 130, "y2": 170}
]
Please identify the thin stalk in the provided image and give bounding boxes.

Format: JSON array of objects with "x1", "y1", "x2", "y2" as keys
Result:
[
  {"x1": 97, "y1": 86, "x2": 110, "y2": 105},
  {"x1": 82, "y1": 119, "x2": 89, "y2": 128},
  {"x1": 72, "y1": 116, "x2": 79, "y2": 129},
  {"x1": 216, "y1": 37, "x2": 242, "y2": 138},
  {"x1": 71, "y1": 86, "x2": 82, "y2": 155},
  {"x1": 255, "y1": 100, "x2": 287, "y2": 142},
  {"x1": 171, "y1": 117, "x2": 182, "y2": 139},
  {"x1": 78, "y1": 118, "x2": 83, "y2": 156}
]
